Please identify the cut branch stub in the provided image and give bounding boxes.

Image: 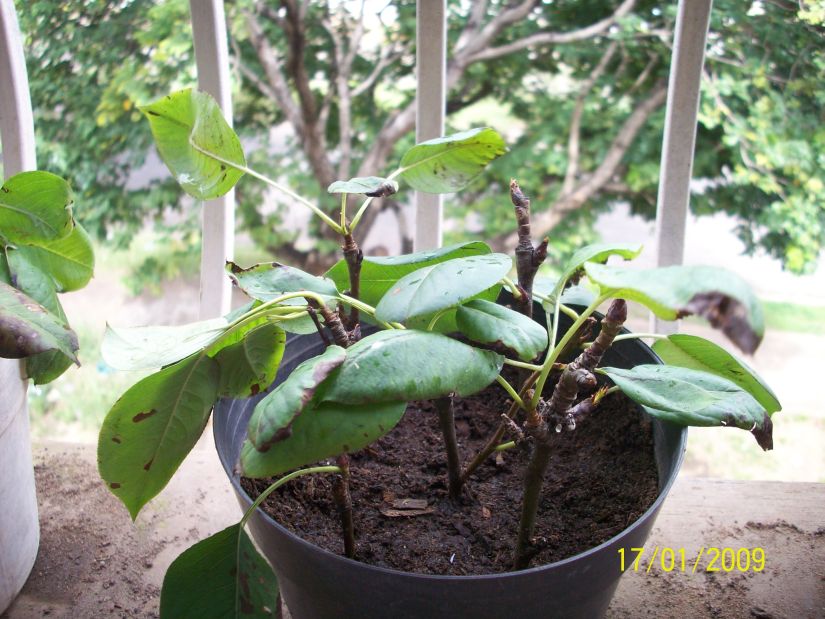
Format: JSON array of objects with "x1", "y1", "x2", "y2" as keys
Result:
[
  {"x1": 140, "y1": 89, "x2": 245, "y2": 200},
  {"x1": 601, "y1": 364, "x2": 774, "y2": 450},
  {"x1": 585, "y1": 262, "x2": 764, "y2": 354},
  {"x1": 247, "y1": 345, "x2": 347, "y2": 452},
  {"x1": 397, "y1": 127, "x2": 507, "y2": 194}
]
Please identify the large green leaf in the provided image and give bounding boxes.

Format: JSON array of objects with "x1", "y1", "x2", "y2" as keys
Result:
[
  {"x1": 652, "y1": 334, "x2": 781, "y2": 414},
  {"x1": 13, "y1": 223, "x2": 94, "y2": 292},
  {"x1": 102, "y1": 317, "x2": 229, "y2": 371},
  {"x1": 247, "y1": 345, "x2": 347, "y2": 452},
  {"x1": 323, "y1": 329, "x2": 503, "y2": 404},
  {"x1": 397, "y1": 128, "x2": 507, "y2": 193},
  {"x1": 160, "y1": 523, "x2": 278, "y2": 619},
  {"x1": 98, "y1": 353, "x2": 220, "y2": 519},
  {"x1": 241, "y1": 400, "x2": 406, "y2": 478},
  {"x1": 456, "y1": 299, "x2": 548, "y2": 361},
  {"x1": 214, "y1": 324, "x2": 287, "y2": 398},
  {"x1": 585, "y1": 262, "x2": 764, "y2": 353},
  {"x1": 601, "y1": 364, "x2": 774, "y2": 450},
  {"x1": 551, "y1": 243, "x2": 642, "y2": 298},
  {"x1": 227, "y1": 261, "x2": 339, "y2": 303},
  {"x1": 325, "y1": 241, "x2": 491, "y2": 308},
  {"x1": 141, "y1": 89, "x2": 245, "y2": 200},
  {"x1": 0, "y1": 280, "x2": 78, "y2": 362},
  {"x1": 327, "y1": 176, "x2": 398, "y2": 196},
  {"x1": 374, "y1": 253, "x2": 512, "y2": 323},
  {"x1": 0, "y1": 171, "x2": 73, "y2": 244}
]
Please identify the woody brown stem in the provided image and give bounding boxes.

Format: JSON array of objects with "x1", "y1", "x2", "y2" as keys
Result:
[
  {"x1": 513, "y1": 415, "x2": 552, "y2": 570},
  {"x1": 332, "y1": 453, "x2": 355, "y2": 558},
  {"x1": 318, "y1": 303, "x2": 350, "y2": 348},
  {"x1": 306, "y1": 305, "x2": 331, "y2": 347},
  {"x1": 435, "y1": 397, "x2": 463, "y2": 501},
  {"x1": 510, "y1": 180, "x2": 548, "y2": 318},
  {"x1": 578, "y1": 299, "x2": 627, "y2": 371},
  {"x1": 342, "y1": 233, "x2": 363, "y2": 330}
]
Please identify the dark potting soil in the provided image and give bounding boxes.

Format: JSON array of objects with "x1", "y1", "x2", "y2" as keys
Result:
[{"x1": 241, "y1": 381, "x2": 658, "y2": 576}]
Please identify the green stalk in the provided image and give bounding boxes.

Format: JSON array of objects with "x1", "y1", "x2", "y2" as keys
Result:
[{"x1": 188, "y1": 140, "x2": 343, "y2": 233}]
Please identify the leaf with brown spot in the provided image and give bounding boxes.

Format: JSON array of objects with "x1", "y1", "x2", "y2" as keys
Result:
[
  {"x1": 132, "y1": 409, "x2": 157, "y2": 423},
  {"x1": 585, "y1": 263, "x2": 764, "y2": 353},
  {"x1": 0, "y1": 280, "x2": 78, "y2": 363},
  {"x1": 160, "y1": 523, "x2": 278, "y2": 619},
  {"x1": 246, "y1": 345, "x2": 346, "y2": 452},
  {"x1": 213, "y1": 324, "x2": 285, "y2": 399},
  {"x1": 98, "y1": 353, "x2": 219, "y2": 519}
]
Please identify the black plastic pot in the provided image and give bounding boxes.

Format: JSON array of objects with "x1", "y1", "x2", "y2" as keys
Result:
[{"x1": 213, "y1": 307, "x2": 686, "y2": 619}]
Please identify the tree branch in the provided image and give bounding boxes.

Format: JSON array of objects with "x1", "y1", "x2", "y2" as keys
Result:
[
  {"x1": 562, "y1": 40, "x2": 618, "y2": 194},
  {"x1": 465, "y1": 0, "x2": 636, "y2": 65},
  {"x1": 496, "y1": 81, "x2": 667, "y2": 249}
]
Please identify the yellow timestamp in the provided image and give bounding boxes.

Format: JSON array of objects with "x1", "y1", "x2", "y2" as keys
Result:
[{"x1": 618, "y1": 546, "x2": 766, "y2": 573}]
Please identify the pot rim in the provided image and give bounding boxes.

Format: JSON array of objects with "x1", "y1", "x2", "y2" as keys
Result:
[{"x1": 214, "y1": 338, "x2": 687, "y2": 582}]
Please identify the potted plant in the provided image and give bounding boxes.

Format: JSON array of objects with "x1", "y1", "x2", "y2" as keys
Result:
[
  {"x1": 0, "y1": 169, "x2": 95, "y2": 613},
  {"x1": 96, "y1": 89, "x2": 779, "y2": 619}
]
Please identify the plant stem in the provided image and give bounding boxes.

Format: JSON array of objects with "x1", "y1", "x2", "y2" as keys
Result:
[
  {"x1": 495, "y1": 441, "x2": 516, "y2": 452},
  {"x1": 510, "y1": 179, "x2": 548, "y2": 318},
  {"x1": 307, "y1": 305, "x2": 331, "y2": 346},
  {"x1": 435, "y1": 397, "x2": 463, "y2": 501},
  {"x1": 318, "y1": 304, "x2": 351, "y2": 348},
  {"x1": 188, "y1": 140, "x2": 343, "y2": 233},
  {"x1": 341, "y1": 233, "x2": 363, "y2": 330},
  {"x1": 503, "y1": 359, "x2": 543, "y2": 372},
  {"x1": 427, "y1": 308, "x2": 451, "y2": 331},
  {"x1": 239, "y1": 465, "x2": 342, "y2": 528},
  {"x1": 611, "y1": 332, "x2": 666, "y2": 342},
  {"x1": 461, "y1": 371, "x2": 539, "y2": 483},
  {"x1": 332, "y1": 454, "x2": 356, "y2": 559},
  {"x1": 513, "y1": 438, "x2": 552, "y2": 570},
  {"x1": 495, "y1": 375, "x2": 525, "y2": 410},
  {"x1": 349, "y1": 196, "x2": 374, "y2": 232},
  {"x1": 500, "y1": 276, "x2": 523, "y2": 300}
]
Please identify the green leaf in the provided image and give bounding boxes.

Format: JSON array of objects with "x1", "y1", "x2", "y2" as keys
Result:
[
  {"x1": 98, "y1": 353, "x2": 220, "y2": 519},
  {"x1": 247, "y1": 345, "x2": 347, "y2": 452},
  {"x1": 323, "y1": 330, "x2": 503, "y2": 404},
  {"x1": 241, "y1": 400, "x2": 406, "y2": 478},
  {"x1": 0, "y1": 281, "x2": 78, "y2": 362},
  {"x1": 101, "y1": 317, "x2": 229, "y2": 371},
  {"x1": 5, "y1": 245, "x2": 61, "y2": 314},
  {"x1": 327, "y1": 176, "x2": 398, "y2": 196},
  {"x1": 652, "y1": 334, "x2": 781, "y2": 414},
  {"x1": 552, "y1": 242, "x2": 643, "y2": 298},
  {"x1": 397, "y1": 128, "x2": 507, "y2": 193},
  {"x1": 214, "y1": 324, "x2": 287, "y2": 398},
  {"x1": 456, "y1": 299, "x2": 548, "y2": 361},
  {"x1": 585, "y1": 262, "x2": 765, "y2": 354},
  {"x1": 140, "y1": 89, "x2": 245, "y2": 200},
  {"x1": 227, "y1": 261, "x2": 339, "y2": 303},
  {"x1": 13, "y1": 223, "x2": 95, "y2": 292},
  {"x1": 601, "y1": 364, "x2": 774, "y2": 450},
  {"x1": 24, "y1": 298, "x2": 73, "y2": 385},
  {"x1": 0, "y1": 171, "x2": 73, "y2": 244},
  {"x1": 325, "y1": 241, "x2": 491, "y2": 308},
  {"x1": 374, "y1": 253, "x2": 512, "y2": 323},
  {"x1": 160, "y1": 523, "x2": 278, "y2": 619}
]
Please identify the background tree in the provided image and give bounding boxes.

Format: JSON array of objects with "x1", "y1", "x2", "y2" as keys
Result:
[{"x1": 16, "y1": 0, "x2": 825, "y2": 276}]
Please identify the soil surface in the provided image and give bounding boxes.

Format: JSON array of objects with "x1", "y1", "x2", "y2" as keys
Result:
[{"x1": 243, "y1": 383, "x2": 659, "y2": 575}]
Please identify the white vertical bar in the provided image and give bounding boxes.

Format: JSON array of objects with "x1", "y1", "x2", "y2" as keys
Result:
[
  {"x1": 190, "y1": 0, "x2": 235, "y2": 318},
  {"x1": 0, "y1": 0, "x2": 36, "y2": 176},
  {"x1": 0, "y1": 1, "x2": 39, "y2": 612},
  {"x1": 414, "y1": 0, "x2": 446, "y2": 251},
  {"x1": 651, "y1": 0, "x2": 713, "y2": 334}
]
